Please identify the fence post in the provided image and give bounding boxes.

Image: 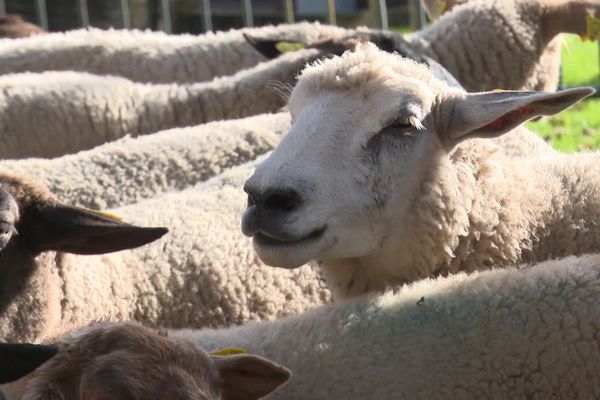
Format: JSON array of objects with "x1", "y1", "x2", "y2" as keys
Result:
[
  {"x1": 326, "y1": 0, "x2": 336, "y2": 25},
  {"x1": 121, "y1": 0, "x2": 131, "y2": 28},
  {"x1": 79, "y1": 0, "x2": 90, "y2": 27},
  {"x1": 36, "y1": 0, "x2": 48, "y2": 30},
  {"x1": 284, "y1": 0, "x2": 294, "y2": 23},
  {"x1": 242, "y1": 0, "x2": 253, "y2": 27},
  {"x1": 378, "y1": 0, "x2": 388, "y2": 30},
  {"x1": 201, "y1": 0, "x2": 212, "y2": 32},
  {"x1": 0, "y1": 0, "x2": 5, "y2": 16},
  {"x1": 160, "y1": 0, "x2": 172, "y2": 33}
]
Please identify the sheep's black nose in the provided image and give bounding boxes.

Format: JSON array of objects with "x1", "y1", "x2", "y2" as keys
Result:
[
  {"x1": 263, "y1": 188, "x2": 300, "y2": 211},
  {"x1": 244, "y1": 184, "x2": 301, "y2": 212}
]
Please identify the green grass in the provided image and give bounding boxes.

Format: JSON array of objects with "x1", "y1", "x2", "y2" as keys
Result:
[
  {"x1": 526, "y1": 35, "x2": 600, "y2": 152},
  {"x1": 560, "y1": 34, "x2": 600, "y2": 86}
]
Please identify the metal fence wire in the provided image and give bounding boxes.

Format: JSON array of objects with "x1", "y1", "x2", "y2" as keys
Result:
[{"x1": 1, "y1": 0, "x2": 429, "y2": 33}]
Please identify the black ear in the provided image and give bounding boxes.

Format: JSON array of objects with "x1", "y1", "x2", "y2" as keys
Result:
[
  {"x1": 243, "y1": 33, "x2": 308, "y2": 59},
  {"x1": 243, "y1": 33, "x2": 286, "y2": 59},
  {"x1": 0, "y1": 343, "x2": 58, "y2": 384},
  {"x1": 20, "y1": 205, "x2": 168, "y2": 255}
]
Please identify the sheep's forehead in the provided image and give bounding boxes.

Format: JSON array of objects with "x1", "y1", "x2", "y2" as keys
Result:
[{"x1": 292, "y1": 43, "x2": 446, "y2": 105}]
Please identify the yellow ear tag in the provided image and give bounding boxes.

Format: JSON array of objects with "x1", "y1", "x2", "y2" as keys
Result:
[
  {"x1": 581, "y1": 13, "x2": 600, "y2": 41},
  {"x1": 429, "y1": 0, "x2": 448, "y2": 20},
  {"x1": 80, "y1": 207, "x2": 124, "y2": 222},
  {"x1": 274, "y1": 41, "x2": 306, "y2": 53},
  {"x1": 210, "y1": 347, "x2": 247, "y2": 356}
]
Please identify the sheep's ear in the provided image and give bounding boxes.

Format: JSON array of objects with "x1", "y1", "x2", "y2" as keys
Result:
[
  {"x1": 23, "y1": 205, "x2": 168, "y2": 255},
  {"x1": 441, "y1": 87, "x2": 595, "y2": 149},
  {"x1": 243, "y1": 33, "x2": 305, "y2": 59},
  {"x1": 212, "y1": 354, "x2": 292, "y2": 400},
  {"x1": 0, "y1": 343, "x2": 58, "y2": 384}
]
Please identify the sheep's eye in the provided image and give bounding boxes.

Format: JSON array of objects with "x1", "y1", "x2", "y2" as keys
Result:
[{"x1": 380, "y1": 120, "x2": 413, "y2": 136}]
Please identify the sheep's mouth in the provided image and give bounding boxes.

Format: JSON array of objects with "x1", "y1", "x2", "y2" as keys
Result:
[{"x1": 253, "y1": 226, "x2": 326, "y2": 248}]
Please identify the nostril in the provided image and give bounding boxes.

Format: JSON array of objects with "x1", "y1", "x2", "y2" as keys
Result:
[
  {"x1": 264, "y1": 190, "x2": 300, "y2": 211},
  {"x1": 247, "y1": 193, "x2": 256, "y2": 207},
  {"x1": 0, "y1": 221, "x2": 12, "y2": 236}
]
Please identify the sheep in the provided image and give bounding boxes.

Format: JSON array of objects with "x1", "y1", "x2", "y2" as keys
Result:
[
  {"x1": 242, "y1": 44, "x2": 597, "y2": 300},
  {"x1": 0, "y1": 162, "x2": 331, "y2": 342},
  {"x1": 0, "y1": 113, "x2": 290, "y2": 210},
  {"x1": 0, "y1": 321, "x2": 291, "y2": 400},
  {"x1": 0, "y1": 22, "x2": 345, "y2": 84},
  {"x1": 0, "y1": 47, "x2": 326, "y2": 159},
  {"x1": 6, "y1": 253, "x2": 598, "y2": 399},
  {"x1": 406, "y1": 0, "x2": 600, "y2": 91},
  {"x1": 167, "y1": 253, "x2": 600, "y2": 399},
  {"x1": 0, "y1": 15, "x2": 45, "y2": 39}
]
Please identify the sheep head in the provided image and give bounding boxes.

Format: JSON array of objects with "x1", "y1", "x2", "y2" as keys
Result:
[
  {"x1": 242, "y1": 43, "x2": 593, "y2": 270},
  {"x1": 0, "y1": 322, "x2": 291, "y2": 400},
  {"x1": 0, "y1": 170, "x2": 168, "y2": 319}
]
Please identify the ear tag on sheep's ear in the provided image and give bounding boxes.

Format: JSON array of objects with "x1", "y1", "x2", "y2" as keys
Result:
[
  {"x1": 78, "y1": 207, "x2": 124, "y2": 222},
  {"x1": 581, "y1": 13, "x2": 600, "y2": 41},
  {"x1": 210, "y1": 347, "x2": 247, "y2": 356},
  {"x1": 428, "y1": 0, "x2": 448, "y2": 19},
  {"x1": 274, "y1": 41, "x2": 305, "y2": 53}
]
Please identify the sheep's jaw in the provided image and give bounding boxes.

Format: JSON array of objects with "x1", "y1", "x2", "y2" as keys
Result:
[{"x1": 252, "y1": 225, "x2": 329, "y2": 269}]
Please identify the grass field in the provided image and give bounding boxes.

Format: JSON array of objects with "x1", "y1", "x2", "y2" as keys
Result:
[{"x1": 525, "y1": 35, "x2": 600, "y2": 152}]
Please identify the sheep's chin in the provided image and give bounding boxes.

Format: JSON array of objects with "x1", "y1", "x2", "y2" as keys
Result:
[{"x1": 252, "y1": 227, "x2": 329, "y2": 269}]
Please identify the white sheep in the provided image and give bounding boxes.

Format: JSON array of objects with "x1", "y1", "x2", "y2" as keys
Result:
[
  {"x1": 0, "y1": 22, "x2": 345, "y2": 83},
  {"x1": 0, "y1": 162, "x2": 330, "y2": 342},
  {"x1": 0, "y1": 113, "x2": 290, "y2": 210},
  {"x1": 242, "y1": 44, "x2": 597, "y2": 299},
  {"x1": 0, "y1": 321, "x2": 291, "y2": 400},
  {"x1": 170, "y1": 253, "x2": 600, "y2": 399},
  {"x1": 407, "y1": 0, "x2": 600, "y2": 91},
  {"x1": 0, "y1": 48, "x2": 321, "y2": 159},
  {"x1": 5, "y1": 253, "x2": 599, "y2": 399}
]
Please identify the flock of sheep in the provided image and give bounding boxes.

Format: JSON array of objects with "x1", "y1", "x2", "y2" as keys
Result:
[{"x1": 0, "y1": 0, "x2": 599, "y2": 398}]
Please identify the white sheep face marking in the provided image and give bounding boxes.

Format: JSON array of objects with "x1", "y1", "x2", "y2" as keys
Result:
[{"x1": 242, "y1": 72, "x2": 438, "y2": 269}]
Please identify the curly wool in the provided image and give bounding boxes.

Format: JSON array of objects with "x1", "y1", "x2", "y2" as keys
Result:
[
  {"x1": 0, "y1": 113, "x2": 290, "y2": 210},
  {"x1": 407, "y1": 0, "x2": 564, "y2": 91},
  {"x1": 0, "y1": 161, "x2": 331, "y2": 342},
  {"x1": 0, "y1": 23, "x2": 345, "y2": 83},
  {"x1": 0, "y1": 49, "x2": 318, "y2": 159},
  {"x1": 176, "y1": 253, "x2": 600, "y2": 399}
]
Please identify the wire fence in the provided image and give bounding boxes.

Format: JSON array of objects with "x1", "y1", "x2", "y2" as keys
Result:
[{"x1": 0, "y1": 1, "x2": 427, "y2": 34}]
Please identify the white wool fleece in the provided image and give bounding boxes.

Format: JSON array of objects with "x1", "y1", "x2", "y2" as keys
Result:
[
  {"x1": 175, "y1": 253, "x2": 600, "y2": 399},
  {"x1": 0, "y1": 160, "x2": 331, "y2": 342},
  {"x1": 0, "y1": 113, "x2": 290, "y2": 210},
  {"x1": 0, "y1": 23, "x2": 346, "y2": 83},
  {"x1": 0, "y1": 49, "x2": 321, "y2": 159},
  {"x1": 407, "y1": 0, "x2": 569, "y2": 91}
]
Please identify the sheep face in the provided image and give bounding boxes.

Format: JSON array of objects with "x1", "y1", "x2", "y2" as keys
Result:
[
  {"x1": 1, "y1": 322, "x2": 291, "y2": 400},
  {"x1": 242, "y1": 44, "x2": 593, "y2": 271},
  {"x1": 243, "y1": 74, "x2": 437, "y2": 269}
]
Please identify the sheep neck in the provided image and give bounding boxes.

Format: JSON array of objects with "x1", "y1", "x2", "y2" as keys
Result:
[{"x1": 320, "y1": 137, "x2": 600, "y2": 300}]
